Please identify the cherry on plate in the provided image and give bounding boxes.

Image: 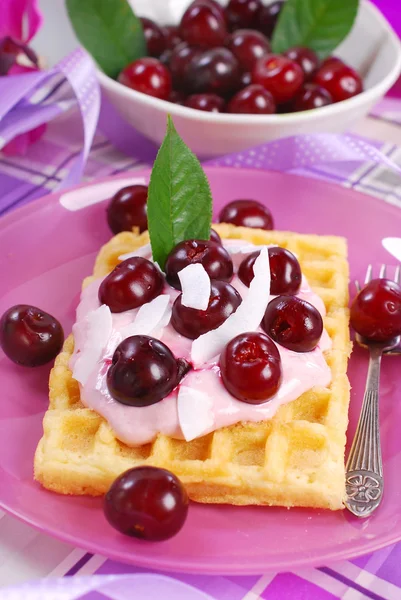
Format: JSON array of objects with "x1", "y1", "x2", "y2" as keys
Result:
[
  {"x1": 0, "y1": 305, "x2": 64, "y2": 367},
  {"x1": 107, "y1": 335, "x2": 179, "y2": 407},
  {"x1": 185, "y1": 93, "x2": 225, "y2": 112},
  {"x1": 220, "y1": 331, "x2": 282, "y2": 403},
  {"x1": 314, "y1": 61, "x2": 363, "y2": 102},
  {"x1": 104, "y1": 466, "x2": 188, "y2": 541},
  {"x1": 350, "y1": 278, "x2": 401, "y2": 342},
  {"x1": 140, "y1": 17, "x2": 167, "y2": 57},
  {"x1": 283, "y1": 47, "x2": 319, "y2": 81},
  {"x1": 291, "y1": 83, "x2": 333, "y2": 112},
  {"x1": 238, "y1": 247, "x2": 302, "y2": 294},
  {"x1": 262, "y1": 295, "x2": 323, "y2": 352},
  {"x1": 210, "y1": 228, "x2": 222, "y2": 244},
  {"x1": 165, "y1": 239, "x2": 233, "y2": 290},
  {"x1": 184, "y1": 47, "x2": 241, "y2": 97},
  {"x1": 252, "y1": 54, "x2": 304, "y2": 104},
  {"x1": 107, "y1": 184, "x2": 148, "y2": 234},
  {"x1": 218, "y1": 199, "x2": 273, "y2": 230},
  {"x1": 99, "y1": 257, "x2": 164, "y2": 313},
  {"x1": 225, "y1": 0, "x2": 262, "y2": 31},
  {"x1": 228, "y1": 84, "x2": 275, "y2": 114},
  {"x1": 172, "y1": 280, "x2": 242, "y2": 339},
  {"x1": 256, "y1": 1, "x2": 284, "y2": 38},
  {"x1": 118, "y1": 58, "x2": 172, "y2": 100},
  {"x1": 179, "y1": 1, "x2": 227, "y2": 48},
  {"x1": 227, "y1": 29, "x2": 270, "y2": 72}
]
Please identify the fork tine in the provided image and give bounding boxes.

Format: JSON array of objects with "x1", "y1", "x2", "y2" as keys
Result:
[
  {"x1": 379, "y1": 264, "x2": 387, "y2": 278},
  {"x1": 395, "y1": 265, "x2": 401, "y2": 285},
  {"x1": 364, "y1": 264, "x2": 373, "y2": 284}
]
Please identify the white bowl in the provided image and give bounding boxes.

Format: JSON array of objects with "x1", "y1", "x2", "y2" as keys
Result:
[{"x1": 97, "y1": 0, "x2": 401, "y2": 157}]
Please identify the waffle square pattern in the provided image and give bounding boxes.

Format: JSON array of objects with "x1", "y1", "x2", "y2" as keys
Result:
[{"x1": 35, "y1": 224, "x2": 351, "y2": 510}]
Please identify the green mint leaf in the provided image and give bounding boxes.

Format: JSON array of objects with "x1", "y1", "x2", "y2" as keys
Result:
[
  {"x1": 147, "y1": 116, "x2": 213, "y2": 269},
  {"x1": 271, "y1": 0, "x2": 359, "y2": 59},
  {"x1": 66, "y1": 0, "x2": 146, "y2": 79}
]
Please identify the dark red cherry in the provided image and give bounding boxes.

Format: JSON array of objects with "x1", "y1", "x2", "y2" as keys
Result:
[
  {"x1": 210, "y1": 229, "x2": 222, "y2": 244},
  {"x1": 238, "y1": 247, "x2": 302, "y2": 294},
  {"x1": 172, "y1": 280, "x2": 241, "y2": 339},
  {"x1": 104, "y1": 466, "x2": 188, "y2": 541},
  {"x1": 107, "y1": 184, "x2": 148, "y2": 234},
  {"x1": 283, "y1": 47, "x2": 319, "y2": 81},
  {"x1": 0, "y1": 305, "x2": 64, "y2": 367},
  {"x1": 165, "y1": 239, "x2": 233, "y2": 290},
  {"x1": 225, "y1": 0, "x2": 262, "y2": 31},
  {"x1": 240, "y1": 71, "x2": 252, "y2": 87},
  {"x1": 220, "y1": 332, "x2": 282, "y2": 403},
  {"x1": 252, "y1": 54, "x2": 304, "y2": 104},
  {"x1": 228, "y1": 84, "x2": 275, "y2": 114},
  {"x1": 256, "y1": 1, "x2": 284, "y2": 38},
  {"x1": 227, "y1": 29, "x2": 270, "y2": 71},
  {"x1": 118, "y1": 58, "x2": 172, "y2": 100},
  {"x1": 99, "y1": 257, "x2": 164, "y2": 313},
  {"x1": 179, "y1": 2, "x2": 227, "y2": 49},
  {"x1": 219, "y1": 199, "x2": 273, "y2": 230},
  {"x1": 262, "y1": 295, "x2": 323, "y2": 352},
  {"x1": 169, "y1": 89, "x2": 185, "y2": 104},
  {"x1": 314, "y1": 61, "x2": 363, "y2": 102},
  {"x1": 185, "y1": 93, "x2": 225, "y2": 112},
  {"x1": 107, "y1": 336, "x2": 179, "y2": 407},
  {"x1": 291, "y1": 83, "x2": 332, "y2": 112},
  {"x1": 320, "y1": 56, "x2": 344, "y2": 70},
  {"x1": 350, "y1": 278, "x2": 401, "y2": 342},
  {"x1": 159, "y1": 49, "x2": 172, "y2": 67},
  {"x1": 140, "y1": 17, "x2": 167, "y2": 57},
  {"x1": 163, "y1": 25, "x2": 182, "y2": 49},
  {"x1": 184, "y1": 47, "x2": 241, "y2": 97},
  {"x1": 169, "y1": 43, "x2": 201, "y2": 91}
]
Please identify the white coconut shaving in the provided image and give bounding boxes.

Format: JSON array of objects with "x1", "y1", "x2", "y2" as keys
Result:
[
  {"x1": 191, "y1": 247, "x2": 271, "y2": 366},
  {"x1": 73, "y1": 304, "x2": 113, "y2": 385},
  {"x1": 121, "y1": 294, "x2": 172, "y2": 340},
  {"x1": 118, "y1": 243, "x2": 152, "y2": 261},
  {"x1": 177, "y1": 385, "x2": 214, "y2": 441},
  {"x1": 178, "y1": 263, "x2": 211, "y2": 311}
]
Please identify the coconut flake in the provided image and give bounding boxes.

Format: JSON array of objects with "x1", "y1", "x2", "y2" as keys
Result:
[
  {"x1": 121, "y1": 295, "x2": 172, "y2": 340},
  {"x1": 177, "y1": 385, "x2": 214, "y2": 441},
  {"x1": 118, "y1": 243, "x2": 152, "y2": 261},
  {"x1": 191, "y1": 247, "x2": 271, "y2": 366},
  {"x1": 178, "y1": 263, "x2": 211, "y2": 311},
  {"x1": 73, "y1": 304, "x2": 113, "y2": 385}
]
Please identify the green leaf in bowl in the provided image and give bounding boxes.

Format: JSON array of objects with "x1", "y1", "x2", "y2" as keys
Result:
[
  {"x1": 66, "y1": 0, "x2": 146, "y2": 79},
  {"x1": 271, "y1": 0, "x2": 359, "y2": 59},
  {"x1": 147, "y1": 116, "x2": 213, "y2": 269}
]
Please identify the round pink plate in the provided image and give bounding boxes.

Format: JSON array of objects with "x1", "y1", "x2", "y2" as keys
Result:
[{"x1": 1, "y1": 167, "x2": 401, "y2": 574}]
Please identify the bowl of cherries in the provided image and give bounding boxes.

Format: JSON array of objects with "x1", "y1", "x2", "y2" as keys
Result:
[{"x1": 86, "y1": 0, "x2": 401, "y2": 157}]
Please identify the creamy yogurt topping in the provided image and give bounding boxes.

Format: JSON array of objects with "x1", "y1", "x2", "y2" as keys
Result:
[{"x1": 70, "y1": 240, "x2": 331, "y2": 446}]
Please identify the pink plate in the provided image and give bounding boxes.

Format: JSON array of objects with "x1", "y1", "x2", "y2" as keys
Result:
[{"x1": 1, "y1": 167, "x2": 401, "y2": 574}]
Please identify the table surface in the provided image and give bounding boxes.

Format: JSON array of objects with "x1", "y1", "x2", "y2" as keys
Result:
[{"x1": 1, "y1": 28, "x2": 401, "y2": 591}]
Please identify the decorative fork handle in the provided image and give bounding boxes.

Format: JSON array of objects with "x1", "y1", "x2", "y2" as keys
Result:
[{"x1": 344, "y1": 346, "x2": 384, "y2": 518}]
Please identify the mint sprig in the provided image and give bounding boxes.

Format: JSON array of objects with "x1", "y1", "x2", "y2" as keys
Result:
[
  {"x1": 147, "y1": 117, "x2": 213, "y2": 269},
  {"x1": 66, "y1": 0, "x2": 146, "y2": 79},
  {"x1": 271, "y1": 0, "x2": 359, "y2": 59}
]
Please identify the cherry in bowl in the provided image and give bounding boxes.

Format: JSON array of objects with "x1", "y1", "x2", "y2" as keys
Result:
[
  {"x1": 184, "y1": 47, "x2": 241, "y2": 97},
  {"x1": 99, "y1": 257, "x2": 164, "y2": 313},
  {"x1": 350, "y1": 278, "x2": 401, "y2": 342},
  {"x1": 140, "y1": 17, "x2": 167, "y2": 58},
  {"x1": 220, "y1": 331, "x2": 282, "y2": 403},
  {"x1": 228, "y1": 84, "x2": 275, "y2": 114},
  {"x1": 252, "y1": 54, "x2": 304, "y2": 105},
  {"x1": 218, "y1": 199, "x2": 273, "y2": 230},
  {"x1": 118, "y1": 58, "x2": 172, "y2": 100},
  {"x1": 283, "y1": 47, "x2": 319, "y2": 81},
  {"x1": 107, "y1": 184, "x2": 148, "y2": 234},
  {"x1": 104, "y1": 466, "x2": 188, "y2": 541},
  {"x1": 227, "y1": 29, "x2": 271, "y2": 72},
  {"x1": 314, "y1": 61, "x2": 363, "y2": 103},
  {"x1": 179, "y1": 1, "x2": 227, "y2": 49},
  {"x1": 238, "y1": 247, "x2": 302, "y2": 294},
  {"x1": 262, "y1": 295, "x2": 323, "y2": 352},
  {"x1": 172, "y1": 280, "x2": 242, "y2": 339},
  {"x1": 291, "y1": 83, "x2": 332, "y2": 112},
  {"x1": 0, "y1": 304, "x2": 64, "y2": 367},
  {"x1": 225, "y1": 0, "x2": 262, "y2": 31},
  {"x1": 185, "y1": 93, "x2": 225, "y2": 112},
  {"x1": 107, "y1": 335, "x2": 179, "y2": 407},
  {"x1": 165, "y1": 239, "x2": 233, "y2": 290}
]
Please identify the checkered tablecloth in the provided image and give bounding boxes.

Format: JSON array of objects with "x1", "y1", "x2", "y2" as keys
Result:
[{"x1": 1, "y1": 93, "x2": 401, "y2": 599}]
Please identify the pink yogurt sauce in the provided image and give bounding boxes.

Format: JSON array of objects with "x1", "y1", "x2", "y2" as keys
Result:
[{"x1": 70, "y1": 240, "x2": 331, "y2": 446}]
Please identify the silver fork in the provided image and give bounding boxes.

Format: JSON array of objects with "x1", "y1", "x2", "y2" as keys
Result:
[{"x1": 344, "y1": 264, "x2": 401, "y2": 518}]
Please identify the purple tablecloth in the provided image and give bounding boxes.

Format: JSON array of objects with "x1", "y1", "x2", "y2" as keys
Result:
[{"x1": 1, "y1": 90, "x2": 401, "y2": 600}]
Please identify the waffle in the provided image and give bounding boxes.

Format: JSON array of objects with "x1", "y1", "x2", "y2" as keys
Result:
[{"x1": 34, "y1": 224, "x2": 351, "y2": 510}]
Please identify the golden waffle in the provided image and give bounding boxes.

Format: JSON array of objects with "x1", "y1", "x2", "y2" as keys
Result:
[{"x1": 34, "y1": 224, "x2": 351, "y2": 510}]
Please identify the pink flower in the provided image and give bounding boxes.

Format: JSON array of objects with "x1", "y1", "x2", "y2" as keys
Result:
[{"x1": 1, "y1": 0, "x2": 45, "y2": 156}]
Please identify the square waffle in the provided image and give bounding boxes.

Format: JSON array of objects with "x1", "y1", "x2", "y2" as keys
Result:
[{"x1": 34, "y1": 224, "x2": 351, "y2": 510}]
